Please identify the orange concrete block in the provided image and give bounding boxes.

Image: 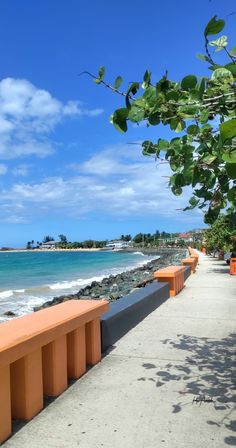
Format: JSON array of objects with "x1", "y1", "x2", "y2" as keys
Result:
[
  {"x1": 0, "y1": 300, "x2": 109, "y2": 368},
  {"x1": 0, "y1": 365, "x2": 11, "y2": 443},
  {"x1": 188, "y1": 248, "x2": 199, "y2": 265},
  {"x1": 0, "y1": 299, "x2": 109, "y2": 444},
  {"x1": 10, "y1": 348, "x2": 43, "y2": 420},
  {"x1": 67, "y1": 326, "x2": 86, "y2": 379},
  {"x1": 191, "y1": 255, "x2": 199, "y2": 265},
  {"x1": 230, "y1": 258, "x2": 236, "y2": 275},
  {"x1": 42, "y1": 335, "x2": 68, "y2": 397},
  {"x1": 154, "y1": 266, "x2": 185, "y2": 297},
  {"x1": 182, "y1": 258, "x2": 196, "y2": 273},
  {"x1": 86, "y1": 318, "x2": 101, "y2": 365}
]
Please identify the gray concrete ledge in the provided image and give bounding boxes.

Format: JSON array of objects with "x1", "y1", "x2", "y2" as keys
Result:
[
  {"x1": 184, "y1": 265, "x2": 191, "y2": 281},
  {"x1": 101, "y1": 281, "x2": 169, "y2": 352}
]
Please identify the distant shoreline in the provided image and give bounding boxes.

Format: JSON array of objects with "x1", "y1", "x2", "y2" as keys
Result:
[{"x1": 0, "y1": 248, "x2": 102, "y2": 253}]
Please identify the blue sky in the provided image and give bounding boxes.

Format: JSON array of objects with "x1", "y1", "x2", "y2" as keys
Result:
[{"x1": 0, "y1": 0, "x2": 235, "y2": 247}]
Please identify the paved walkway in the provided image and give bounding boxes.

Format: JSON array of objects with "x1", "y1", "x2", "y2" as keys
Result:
[{"x1": 3, "y1": 254, "x2": 236, "y2": 448}]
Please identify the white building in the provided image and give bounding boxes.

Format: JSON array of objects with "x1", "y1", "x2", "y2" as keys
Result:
[
  {"x1": 41, "y1": 241, "x2": 58, "y2": 250},
  {"x1": 105, "y1": 240, "x2": 131, "y2": 249}
]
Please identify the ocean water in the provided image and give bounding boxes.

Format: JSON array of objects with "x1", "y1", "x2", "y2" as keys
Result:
[{"x1": 0, "y1": 250, "x2": 155, "y2": 320}]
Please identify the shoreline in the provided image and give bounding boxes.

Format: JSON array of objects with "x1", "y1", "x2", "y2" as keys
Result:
[
  {"x1": 0, "y1": 248, "x2": 103, "y2": 253},
  {"x1": 1, "y1": 248, "x2": 186, "y2": 319},
  {"x1": 34, "y1": 248, "x2": 186, "y2": 312}
]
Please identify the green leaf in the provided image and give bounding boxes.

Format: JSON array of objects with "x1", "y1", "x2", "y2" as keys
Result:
[
  {"x1": 114, "y1": 76, "x2": 123, "y2": 90},
  {"x1": 171, "y1": 186, "x2": 182, "y2": 196},
  {"x1": 187, "y1": 124, "x2": 199, "y2": 136},
  {"x1": 142, "y1": 70, "x2": 151, "y2": 89},
  {"x1": 128, "y1": 105, "x2": 145, "y2": 122},
  {"x1": 94, "y1": 66, "x2": 105, "y2": 84},
  {"x1": 222, "y1": 151, "x2": 236, "y2": 163},
  {"x1": 143, "y1": 86, "x2": 156, "y2": 103},
  {"x1": 202, "y1": 154, "x2": 217, "y2": 165},
  {"x1": 204, "y1": 16, "x2": 225, "y2": 37},
  {"x1": 148, "y1": 113, "x2": 160, "y2": 125},
  {"x1": 192, "y1": 168, "x2": 200, "y2": 187},
  {"x1": 166, "y1": 90, "x2": 179, "y2": 101},
  {"x1": 181, "y1": 75, "x2": 198, "y2": 90},
  {"x1": 175, "y1": 173, "x2": 185, "y2": 187},
  {"x1": 126, "y1": 82, "x2": 139, "y2": 109},
  {"x1": 199, "y1": 109, "x2": 209, "y2": 123},
  {"x1": 199, "y1": 124, "x2": 212, "y2": 133},
  {"x1": 227, "y1": 187, "x2": 236, "y2": 202},
  {"x1": 198, "y1": 78, "x2": 205, "y2": 99},
  {"x1": 226, "y1": 163, "x2": 236, "y2": 180},
  {"x1": 111, "y1": 108, "x2": 129, "y2": 133},
  {"x1": 229, "y1": 46, "x2": 236, "y2": 55},
  {"x1": 211, "y1": 67, "x2": 234, "y2": 83},
  {"x1": 179, "y1": 105, "x2": 199, "y2": 118},
  {"x1": 142, "y1": 140, "x2": 157, "y2": 155},
  {"x1": 190, "y1": 196, "x2": 200, "y2": 207},
  {"x1": 98, "y1": 66, "x2": 105, "y2": 78},
  {"x1": 225, "y1": 63, "x2": 236, "y2": 77},
  {"x1": 204, "y1": 206, "x2": 222, "y2": 224},
  {"x1": 209, "y1": 35, "x2": 228, "y2": 48},
  {"x1": 156, "y1": 74, "x2": 170, "y2": 94},
  {"x1": 158, "y1": 139, "x2": 169, "y2": 150},
  {"x1": 208, "y1": 64, "x2": 223, "y2": 71},
  {"x1": 197, "y1": 53, "x2": 208, "y2": 61},
  {"x1": 170, "y1": 118, "x2": 186, "y2": 133},
  {"x1": 220, "y1": 119, "x2": 236, "y2": 143},
  {"x1": 134, "y1": 98, "x2": 146, "y2": 107},
  {"x1": 184, "y1": 198, "x2": 200, "y2": 210}
]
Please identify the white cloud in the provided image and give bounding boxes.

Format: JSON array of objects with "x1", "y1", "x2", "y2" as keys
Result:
[
  {"x1": 0, "y1": 77, "x2": 103, "y2": 159},
  {"x1": 0, "y1": 143, "x2": 204, "y2": 227},
  {"x1": 83, "y1": 108, "x2": 104, "y2": 117}
]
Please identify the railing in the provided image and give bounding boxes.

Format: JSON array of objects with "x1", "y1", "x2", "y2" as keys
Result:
[{"x1": 0, "y1": 299, "x2": 109, "y2": 444}]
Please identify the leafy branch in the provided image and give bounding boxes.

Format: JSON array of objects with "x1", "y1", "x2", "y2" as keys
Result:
[{"x1": 91, "y1": 16, "x2": 236, "y2": 224}]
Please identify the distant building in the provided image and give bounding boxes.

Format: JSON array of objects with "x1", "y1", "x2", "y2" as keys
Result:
[
  {"x1": 41, "y1": 241, "x2": 58, "y2": 250},
  {"x1": 178, "y1": 233, "x2": 193, "y2": 242},
  {"x1": 105, "y1": 240, "x2": 131, "y2": 249}
]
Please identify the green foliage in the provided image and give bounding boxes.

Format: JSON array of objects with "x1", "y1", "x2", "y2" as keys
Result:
[
  {"x1": 120, "y1": 234, "x2": 132, "y2": 241},
  {"x1": 43, "y1": 235, "x2": 54, "y2": 243},
  {"x1": 94, "y1": 16, "x2": 236, "y2": 224},
  {"x1": 58, "y1": 234, "x2": 67, "y2": 243},
  {"x1": 204, "y1": 16, "x2": 225, "y2": 37},
  {"x1": 94, "y1": 66, "x2": 105, "y2": 84},
  {"x1": 204, "y1": 214, "x2": 236, "y2": 252}
]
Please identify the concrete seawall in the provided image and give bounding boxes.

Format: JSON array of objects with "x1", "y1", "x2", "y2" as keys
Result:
[{"x1": 3, "y1": 254, "x2": 236, "y2": 448}]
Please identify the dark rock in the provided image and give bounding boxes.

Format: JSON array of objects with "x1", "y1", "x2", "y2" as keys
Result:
[{"x1": 3, "y1": 310, "x2": 17, "y2": 317}]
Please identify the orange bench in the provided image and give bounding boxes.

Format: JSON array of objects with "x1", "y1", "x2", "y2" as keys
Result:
[
  {"x1": 0, "y1": 299, "x2": 109, "y2": 444},
  {"x1": 187, "y1": 247, "x2": 199, "y2": 264},
  {"x1": 230, "y1": 258, "x2": 236, "y2": 275},
  {"x1": 154, "y1": 266, "x2": 185, "y2": 297},
  {"x1": 182, "y1": 257, "x2": 196, "y2": 273}
]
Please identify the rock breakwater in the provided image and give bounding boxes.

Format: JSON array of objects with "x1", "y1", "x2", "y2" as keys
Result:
[{"x1": 35, "y1": 249, "x2": 186, "y2": 311}]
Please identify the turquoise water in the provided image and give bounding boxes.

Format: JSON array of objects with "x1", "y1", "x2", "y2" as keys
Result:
[{"x1": 0, "y1": 250, "x2": 154, "y2": 319}]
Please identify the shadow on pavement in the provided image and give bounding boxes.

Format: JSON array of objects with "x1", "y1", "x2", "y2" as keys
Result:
[{"x1": 139, "y1": 333, "x2": 236, "y2": 446}]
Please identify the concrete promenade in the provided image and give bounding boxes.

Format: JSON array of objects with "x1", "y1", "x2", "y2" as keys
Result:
[{"x1": 3, "y1": 254, "x2": 236, "y2": 448}]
